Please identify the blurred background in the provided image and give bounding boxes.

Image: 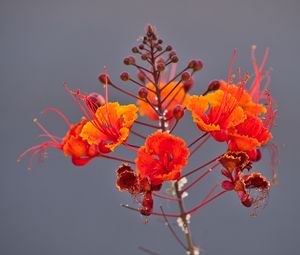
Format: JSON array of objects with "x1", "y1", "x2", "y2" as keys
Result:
[{"x1": 1, "y1": 0, "x2": 299, "y2": 254}]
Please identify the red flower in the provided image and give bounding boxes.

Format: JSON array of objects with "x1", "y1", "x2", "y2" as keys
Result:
[
  {"x1": 135, "y1": 132, "x2": 189, "y2": 185},
  {"x1": 18, "y1": 115, "x2": 100, "y2": 169},
  {"x1": 221, "y1": 168, "x2": 270, "y2": 208},
  {"x1": 227, "y1": 113, "x2": 272, "y2": 159}
]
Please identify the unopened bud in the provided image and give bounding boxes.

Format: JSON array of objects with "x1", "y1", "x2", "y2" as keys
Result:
[
  {"x1": 183, "y1": 78, "x2": 194, "y2": 92},
  {"x1": 156, "y1": 62, "x2": 165, "y2": 72},
  {"x1": 166, "y1": 45, "x2": 173, "y2": 51},
  {"x1": 181, "y1": 72, "x2": 191, "y2": 81},
  {"x1": 172, "y1": 105, "x2": 185, "y2": 120},
  {"x1": 141, "y1": 53, "x2": 148, "y2": 61},
  {"x1": 193, "y1": 60, "x2": 204, "y2": 71},
  {"x1": 169, "y1": 51, "x2": 176, "y2": 57},
  {"x1": 156, "y1": 45, "x2": 163, "y2": 51},
  {"x1": 207, "y1": 80, "x2": 221, "y2": 91},
  {"x1": 138, "y1": 44, "x2": 144, "y2": 50},
  {"x1": 146, "y1": 24, "x2": 155, "y2": 36},
  {"x1": 120, "y1": 72, "x2": 130, "y2": 81},
  {"x1": 138, "y1": 87, "x2": 148, "y2": 98},
  {"x1": 137, "y1": 71, "x2": 146, "y2": 83},
  {"x1": 171, "y1": 55, "x2": 179, "y2": 63},
  {"x1": 131, "y1": 47, "x2": 139, "y2": 53},
  {"x1": 123, "y1": 56, "x2": 135, "y2": 65},
  {"x1": 98, "y1": 74, "x2": 111, "y2": 84},
  {"x1": 87, "y1": 92, "x2": 105, "y2": 109},
  {"x1": 158, "y1": 39, "x2": 163, "y2": 44}
]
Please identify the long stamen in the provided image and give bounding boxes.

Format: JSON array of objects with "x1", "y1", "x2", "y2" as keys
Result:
[
  {"x1": 187, "y1": 190, "x2": 227, "y2": 215},
  {"x1": 188, "y1": 133, "x2": 208, "y2": 148},
  {"x1": 181, "y1": 162, "x2": 220, "y2": 193},
  {"x1": 189, "y1": 135, "x2": 210, "y2": 157},
  {"x1": 121, "y1": 204, "x2": 180, "y2": 218},
  {"x1": 153, "y1": 193, "x2": 179, "y2": 201},
  {"x1": 181, "y1": 154, "x2": 222, "y2": 178},
  {"x1": 33, "y1": 118, "x2": 60, "y2": 144},
  {"x1": 40, "y1": 108, "x2": 72, "y2": 127}
]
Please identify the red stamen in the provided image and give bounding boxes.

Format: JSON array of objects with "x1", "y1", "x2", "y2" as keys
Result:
[
  {"x1": 181, "y1": 154, "x2": 222, "y2": 178},
  {"x1": 181, "y1": 162, "x2": 220, "y2": 192},
  {"x1": 187, "y1": 190, "x2": 227, "y2": 215},
  {"x1": 40, "y1": 108, "x2": 72, "y2": 127},
  {"x1": 153, "y1": 192, "x2": 179, "y2": 201}
]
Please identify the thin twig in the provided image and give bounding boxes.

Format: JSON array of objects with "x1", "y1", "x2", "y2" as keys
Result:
[
  {"x1": 138, "y1": 246, "x2": 161, "y2": 255},
  {"x1": 160, "y1": 206, "x2": 188, "y2": 250}
]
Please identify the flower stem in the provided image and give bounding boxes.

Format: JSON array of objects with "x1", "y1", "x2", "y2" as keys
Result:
[
  {"x1": 174, "y1": 181, "x2": 196, "y2": 255},
  {"x1": 149, "y1": 35, "x2": 196, "y2": 255}
]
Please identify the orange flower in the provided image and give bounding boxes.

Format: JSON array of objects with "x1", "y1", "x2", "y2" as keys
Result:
[
  {"x1": 219, "y1": 81, "x2": 267, "y2": 115},
  {"x1": 137, "y1": 82, "x2": 189, "y2": 121},
  {"x1": 18, "y1": 116, "x2": 100, "y2": 169},
  {"x1": 80, "y1": 102, "x2": 138, "y2": 151},
  {"x1": 227, "y1": 113, "x2": 272, "y2": 153},
  {"x1": 187, "y1": 90, "x2": 246, "y2": 141},
  {"x1": 135, "y1": 131, "x2": 189, "y2": 185}
]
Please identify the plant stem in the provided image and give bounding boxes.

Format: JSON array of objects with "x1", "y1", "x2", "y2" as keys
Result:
[
  {"x1": 174, "y1": 182, "x2": 196, "y2": 255},
  {"x1": 148, "y1": 37, "x2": 196, "y2": 255}
]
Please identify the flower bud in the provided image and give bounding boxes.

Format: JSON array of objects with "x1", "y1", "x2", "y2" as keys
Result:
[
  {"x1": 156, "y1": 45, "x2": 163, "y2": 51},
  {"x1": 137, "y1": 71, "x2": 146, "y2": 84},
  {"x1": 131, "y1": 47, "x2": 139, "y2": 53},
  {"x1": 181, "y1": 72, "x2": 191, "y2": 81},
  {"x1": 141, "y1": 53, "x2": 148, "y2": 61},
  {"x1": 98, "y1": 74, "x2": 111, "y2": 84},
  {"x1": 123, "y1": 56, "x2": 135, "y2": 65},
  {"x1": 183, "y1": 78, "x2": 194, "y2": 92},
  {"x1": 138, "y1": 44, "x2": 145, "y2": 50},
  {"x1": 157, "y1": 39, "x2": 163, "y2": 44},
  {"x1": 166, "y1": 45, "x2": 173, "y2": 51},
  {"x1": 171, "y1": 55, "x2": 179, "y2": 63},
  {"x1": 193, "y1": 60, "x2": 204, "y2": 71},
  {"x1": 172, "y1": 105, "x2": 185, "y2": 120},
  {"x1": 207, "y1": 80, "x2": 221, "y2": 92},
  {"x1": 87, "y1": 92, "x2": 105, "y2": 110},
  {"x1": 188, "y1": 59, "x2": 203, "y2": 71},
  {"x1": 156, "y1": 62, "x2": 165, "y2": 72},
  {"x1": 138, "y1": 87, "x2": 148, "y2": 98},
  {"x1": 120, "y1": 72, "x2": 130, "y2": 81},
  {"x1": 169, "y1": 51, "x2": 176, "y2": 57}
]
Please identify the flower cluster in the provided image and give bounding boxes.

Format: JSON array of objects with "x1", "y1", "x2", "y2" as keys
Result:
[{"x1": 19, "y1": 25, "x2": 278, "y2": 255}]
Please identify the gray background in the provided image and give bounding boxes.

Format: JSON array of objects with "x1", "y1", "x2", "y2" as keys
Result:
[{"x1": 1, "y1": 0, "x2": 299, "y2": 254}]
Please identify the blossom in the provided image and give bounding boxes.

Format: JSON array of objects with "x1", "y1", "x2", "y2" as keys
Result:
[
  {"x1": 227, "y1": 113, "x2": 272, "y2": 157},
  {"x1": 18, "y1": 116, "x2": 100, "y2": 169},
  {"x1": 80, "y1": 102, "x2": 138, "y2": 151},
  {"x1": 187, "y1": 89, "x2": 246, "y2": 141},
  {"x1": 135, "y1": 131, "x2": 189, "y2": 185},
  {"x1": 219, "y1": 151, "x2": 250, "y2": 172},
  {"x1": 219, "y1": 81, "x2": 267, "y2": 115},
  {"x1": 138, "y1": 82, "x2": 189, "y2": 121},
  {"x1": 222, "y1": 168, "x2": 270, "y2": 208}
]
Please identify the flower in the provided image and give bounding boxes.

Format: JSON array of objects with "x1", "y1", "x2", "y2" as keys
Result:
[
  {"x1": 222, "y1": 168, "x2": 270, "y2": 208},
  {"x1": 80, "y1": 102, "x2": 138, "y2": 151},
  {"x1": 135, "y1": 131, "x2": 189, "y2": 185},
  {"x1": 227, "y1": 113, "x2": 272, "y2": 157},
  {"x1": 219, "y1": 81, "x2": 267, "y2": 115},
  {"x1": 219, "y1": 151, "x2": 250, "y2": 172},
  {"x1": 18, "y1": 116, "x2": 100, "y2": 169},
  {"x1": 187, "y1": 89, "x2": 246, "y2": 141},
  {"x1": 138, "y1": 82, "x2": 189, "y2": 121}
]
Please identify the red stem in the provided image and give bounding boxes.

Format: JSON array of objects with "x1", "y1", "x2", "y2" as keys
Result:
[{"x1": 181, "y1": 154, "x2": 222, "y2": 178}]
